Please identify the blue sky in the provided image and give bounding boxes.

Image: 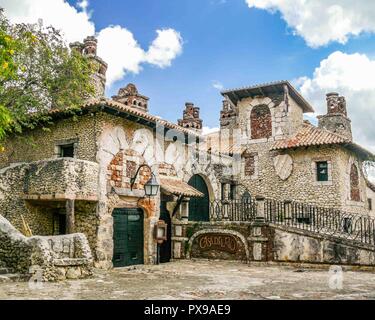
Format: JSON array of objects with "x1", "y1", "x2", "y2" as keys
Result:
[
  {"x1": 2, "y1": 0, "x2": 375, "y2": 149},
  {"x1": 70, "y1": 0, "x2": 375, "y2": 131}
]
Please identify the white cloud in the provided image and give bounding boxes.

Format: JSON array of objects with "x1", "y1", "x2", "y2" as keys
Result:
[
  {"x1": 202, "y1": 126, "x2": 220, "y2": 135},
  {"x1": 297, "y1": 51, "x2": 375, "y2": 152},
  {"x1": 246, "y1": 0, "x2": 375, "y2": 47},
  {"x1": 0, "y1": 0, "x2": 183, "y2": 87},
  {"x1": 212, "y1": 81, "x2": 224, "y2": 90},
  {"x1": 145, "y1": 29, "x2": 183, "y2": 68},
  {"x1": 0, "y1": 0, "x2": 95, "y2": 43},
  {"x1": 97, "y1": 26, "x2": 146, "y2": 86}
]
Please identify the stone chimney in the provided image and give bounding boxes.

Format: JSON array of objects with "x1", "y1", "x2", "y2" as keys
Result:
[
  {"x1": 69, "y1": 36, "x2": 108, "y2": 98},
  {"x1": 220, "y1": 97, "x2": 237, "y2": 129},
  {"x1": 318, "y1": 92, "x2": 352, "y2": 140},
  {"x1": 112, "y1": 83, "x2": 149, "y2": 113},
  {"x1": 178, "y1": 103, "x2": 203, "y2": 133}
]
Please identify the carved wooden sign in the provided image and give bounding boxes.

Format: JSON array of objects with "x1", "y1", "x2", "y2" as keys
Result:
[
  {"x1": 197, "y1": 233, "x2": 238, "y2": 253},
  {"x1": 273, "y1": 154, "x2": 293, "y2": 180}
]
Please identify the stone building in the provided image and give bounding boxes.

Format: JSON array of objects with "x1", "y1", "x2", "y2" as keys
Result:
[{"x1": 0, "y1": 37, "x2": 375, "y2": 270}]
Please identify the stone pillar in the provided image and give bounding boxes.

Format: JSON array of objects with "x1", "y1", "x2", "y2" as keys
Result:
[
  {"x1": 167, "y1": 197, "x2": 189, "y2": 260},
  {"x1": 181, "y1": 198, "x2": 190, "y2": 222},
  {"x1": 66, "y1": 199, "x2": 75, "y2": 234},
  {"x1": 249, "y1": 196, "x2": 269, "y2": 262},
  {"x1": 255, "y1": 196, "x2": 265, "y2": 222}
]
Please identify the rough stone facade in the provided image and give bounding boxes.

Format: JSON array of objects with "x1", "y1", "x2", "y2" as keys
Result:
[
  {"x1": 0, "y1": 214, "x2": 93, "y2": 281},
  {"x1": 1, "y1": 76, "x2": 374, "y2": 272}
]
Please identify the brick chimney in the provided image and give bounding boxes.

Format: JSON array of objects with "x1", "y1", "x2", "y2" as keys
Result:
[
  {"x1": 178, "y1": 103, "x2": 203, "y2": 133},
  {"x1": 318, "y1": 92, "x2": 352, "y2": 140},
  {"x1": 112, "y1": 83, "x2": 149, "y2": 113}
]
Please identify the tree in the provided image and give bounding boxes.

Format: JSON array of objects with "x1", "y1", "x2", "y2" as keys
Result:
[{"x1": 0, "y1": 9, "x2": 95, "y2": 143}]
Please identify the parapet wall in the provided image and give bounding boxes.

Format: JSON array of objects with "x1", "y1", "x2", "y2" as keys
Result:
[
  {"x1": 176, "y1": 221, "x2": 375, "y2": 267},
  {"x1": 0, "y1": 214, "x2": 93, "y2": 281}
]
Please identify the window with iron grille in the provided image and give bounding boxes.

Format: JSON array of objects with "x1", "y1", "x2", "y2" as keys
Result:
[{"x1": 316, "y1": 161, "x2": 328, "y2": 182}]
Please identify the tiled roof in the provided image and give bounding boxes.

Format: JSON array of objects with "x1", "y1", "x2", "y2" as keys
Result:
[
  {"x1": 221, "y1": 80, "x2": 315, "y2": 113},
  {"x1": 46, "y1": 98, "x2": 199, "y2": 136},
  {"x1": 159, "y1": 177, "x2": 204, "y2": 198},
  {"x1": 271, "y1": 123, "x2": 350, "y2": 150}
]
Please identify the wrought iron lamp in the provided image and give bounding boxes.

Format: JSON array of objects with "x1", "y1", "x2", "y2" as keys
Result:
[{"x1": 130, "y1": 164, "x2": 160, "y2": 197}]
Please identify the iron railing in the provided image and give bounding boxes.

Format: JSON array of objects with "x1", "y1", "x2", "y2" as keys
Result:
[
  {"x1": 209, "y1": 196, "x2": 375, "y2": 247},
  {"x1": 210, "y1": 198, "x2": 256, "y2": 221},
  {"x1": 264, "y1": 198, "x2": 375, "y2": 246}
]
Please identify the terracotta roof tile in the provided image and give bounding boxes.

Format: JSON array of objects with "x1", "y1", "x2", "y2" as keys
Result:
[
  {"x1": 271, "y1": 123, "x2": 350, "y2": 150},
  {"x1": 159, "y1": 177, "x2": 204, "y2": 198},
  {"x1": 46, "y1": 98, "x2": 199, "y2": 136}
]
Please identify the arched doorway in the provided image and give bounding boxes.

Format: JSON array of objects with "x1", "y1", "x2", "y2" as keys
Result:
[{"x1": 188, "y1": 175, "x2": 210, "y2": 221}]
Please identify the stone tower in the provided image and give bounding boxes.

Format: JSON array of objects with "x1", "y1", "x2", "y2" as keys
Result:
[
  {"x1": 69, "y1": 36, "x2": 108, "y2": 98},
  {"x1": 318, "y1": 92, "x2": 352, "y2": 140},
  {"x1": 112, "y1": 83, "x2": 149, "y2": 113},
  {"x1": 178, "y1": 103, "x2": 203, "y2": 133}
]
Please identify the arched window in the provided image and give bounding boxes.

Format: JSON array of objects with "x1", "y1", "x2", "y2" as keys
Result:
[
  {"x1": 350, "y1": 163, "x2": 360, "y2": 201},
  {"x1": 250, "y1": 105, "x2": 272, "y2": 139}
]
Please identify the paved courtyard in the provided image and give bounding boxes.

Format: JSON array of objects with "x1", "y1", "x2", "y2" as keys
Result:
[{"x1": 1, "y1": 260, "x2": 375, "y2": 300}]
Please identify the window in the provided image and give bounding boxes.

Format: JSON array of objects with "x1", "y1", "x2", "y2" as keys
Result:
[
  {"x1": 368, "y1": 198, "x2": 373, "y2": 211},
  {"x1": 316, "y1": 161, "x2": 328, "y2": 182},
  {"x1": 350, "y1": 163, "x2": 360, "y2": 202},
  {"x1": 230, "y1": 184, "x2": 236, "y2": 200},
  {"x1": 59, "y1": 144, "x2": 75, "y2": 158},
  {"x1": 244, "y1": 155, "x2": 255, "y2": 176},
  {"x1": 250, "y1": 105, "x2": 272, "y2": 139}
]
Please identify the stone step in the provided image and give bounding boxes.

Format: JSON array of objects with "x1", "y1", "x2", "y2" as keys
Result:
[{"x1": 0, "y1": 273, "x2": 29, "y2": 283}]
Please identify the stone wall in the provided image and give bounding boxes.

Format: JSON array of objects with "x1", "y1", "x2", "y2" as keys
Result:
[
  {"x1": 0, "y1": 113, "x2": 98, "y2": 168},
  {"x1": 0, "y1": 214, "x2": 93, "y2": 281},
  {"x1": 177, "y1": 220, "x2": 375, "y2": 267},
  {"x1": 0, "y1": 159, "x2": 99, "y2": 235},
  {"x1": 272, "y1": 225, "x2": 375, "y2": 266}
]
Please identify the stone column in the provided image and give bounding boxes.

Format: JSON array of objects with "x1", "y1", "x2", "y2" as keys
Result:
[
  {"x1": 66, "y1": 199, "x2": 75, "y2": 234},
  {"x1": 255, "y1": 196, "x2": 265, "y2": 222}
]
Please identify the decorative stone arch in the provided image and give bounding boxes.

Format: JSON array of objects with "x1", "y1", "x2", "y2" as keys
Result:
[
  {"x1": 186, "y1": 229, "x2": 250, "y2": 261},
  {"x1": 250, "y1": 104, "x2": 272, "y2": 140},
  {"x1": 185, "y1": 170, "x2": 217, "y2": 202},
  {"x1": 131, "y1": 128, "x2": 156, "y2": 165},
  {"x1": 246, "y1": 97, "x2": 277, "y2": 140}
]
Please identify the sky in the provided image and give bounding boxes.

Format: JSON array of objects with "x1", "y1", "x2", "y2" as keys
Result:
[{"x1": 1, "y1": 0, "x2": 375, "y2": 152}]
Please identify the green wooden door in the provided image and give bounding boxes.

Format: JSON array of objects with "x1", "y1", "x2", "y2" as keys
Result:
[
  {"x1": 112, "y1": 208, "x2": 144, "y2": 267},
  {"x1": 188, "y1": 175, "x2": 210, "y2": 221}
]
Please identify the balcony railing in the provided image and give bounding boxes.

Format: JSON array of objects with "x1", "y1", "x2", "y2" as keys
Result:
[{"x1": 209, "y1": 196, "x2": 375, "y2": 247}]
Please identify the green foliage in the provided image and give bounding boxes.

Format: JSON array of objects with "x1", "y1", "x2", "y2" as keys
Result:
[{"x1": 0, "y1": 8, "x2": 95, "y2": 144}]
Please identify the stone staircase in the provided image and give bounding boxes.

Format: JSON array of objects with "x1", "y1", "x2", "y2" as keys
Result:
[{"x1": 0, "y1": 267, "x2": 29, "y2": 283}]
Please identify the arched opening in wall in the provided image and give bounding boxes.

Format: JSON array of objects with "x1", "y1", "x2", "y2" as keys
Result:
[
  {"x1": 250, "y1": 105, "x2": 272, "y2": 139},
  {"x1": 350, "y1": 163, "x2": 360, "y2": 202},
  {"x1": 188, "y1": 175, "x2": 210, "y2": 221}
]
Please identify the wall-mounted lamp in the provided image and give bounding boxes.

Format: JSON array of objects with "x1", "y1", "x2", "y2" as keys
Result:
[{"x1": 130, "y1": 164, "x2": 160, "y2": 197}]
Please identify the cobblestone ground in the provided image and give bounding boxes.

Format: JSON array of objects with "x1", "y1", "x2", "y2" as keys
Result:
[{"x1": 1, "y1": 260, "x2": 375, "y2": 300}]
